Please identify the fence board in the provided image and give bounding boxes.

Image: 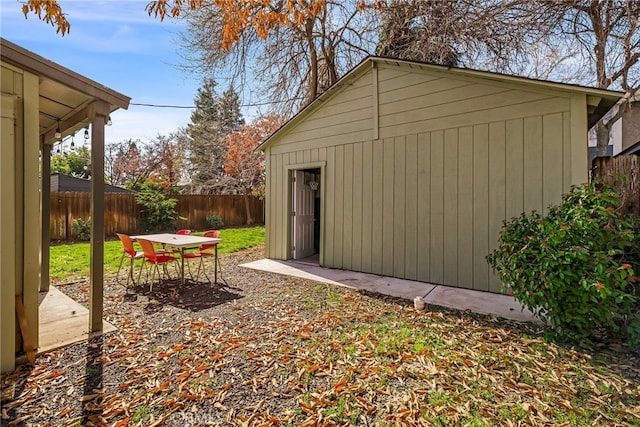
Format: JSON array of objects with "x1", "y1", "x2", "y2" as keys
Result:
[
  {"x1": 592, "y1": 155, "x2": 640, "y2": 215},
  {"x1": 50, "y1": 192, "x2": 264, "y2": 240}
]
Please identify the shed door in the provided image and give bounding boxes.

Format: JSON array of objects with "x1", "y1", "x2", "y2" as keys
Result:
[{"x1": 292, "y1": 170, "x2": 315, "y2": 259}]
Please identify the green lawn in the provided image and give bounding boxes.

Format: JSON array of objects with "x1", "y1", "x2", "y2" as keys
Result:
[{"x1": 49, "y1": 226, "x2": 265, "y2": 282}]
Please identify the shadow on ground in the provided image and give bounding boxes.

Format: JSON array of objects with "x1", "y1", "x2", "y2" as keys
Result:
[{"x1": 127, "y1": 279, "x2": 243, "y2": 313}]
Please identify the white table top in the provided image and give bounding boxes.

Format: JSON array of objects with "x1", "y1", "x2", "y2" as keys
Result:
[{"x1": 132, "y1": 233, "x2": 222, "y2": 248}]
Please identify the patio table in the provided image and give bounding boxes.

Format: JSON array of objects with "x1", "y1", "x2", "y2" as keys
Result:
[{"x1": 132, "y1": 233, "x2": 222, "y2": 286}]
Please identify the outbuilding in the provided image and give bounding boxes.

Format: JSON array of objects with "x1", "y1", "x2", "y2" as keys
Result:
[{"x1": 258, "y1": 56, "x2": 622, "y2": 294}]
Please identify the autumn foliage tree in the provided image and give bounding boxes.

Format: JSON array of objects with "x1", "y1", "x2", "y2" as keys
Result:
[
  {"x1": 224, "y1": 114, "x2": 282, "y2": 225},
  {"x1": 22, "y1": 0, "x2": 327, "y2": 45},
  {"x1": 182, "y1": 0, "x2": 377, "y2": 116},
  {"x1": 105, "y1": 135, "x2": 183, "y2": 192},
  {"x1": 21, "y1": 0, "x2": 70, "y2": 35}
]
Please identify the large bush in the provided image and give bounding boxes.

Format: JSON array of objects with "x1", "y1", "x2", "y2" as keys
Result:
[
  {"x1": 71, "y1": 217, "x2": 91, "y2": 241},
  {"x1": 206, "y1": 214, "x2": 224, "y2": 230},
  {"x1": 487, "y1": 183, "x2": 640, "y2": 345},
  {"x1": 136, "y1": 181, "x2": 180, "y2": 232}
]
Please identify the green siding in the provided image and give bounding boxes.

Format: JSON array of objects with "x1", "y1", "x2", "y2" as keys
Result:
[
  {"x1": 361, "y1": 141, "x2": 373, "y2": 273},
  {"x1": 443, "y1": 129, "x2": 458, "y2": 286},
  {"x1": 343, "y1": 144, "x2": 353, "y2": 269},
  {"x1": 404, "y1": 134, "x2": 418, "y2": 280},
  {"x1": 417, "y1": 133, "x2": 431, "y2": 282},
  {"x1": 488, "y1": 122, "x2": 506, "y2": 292},
  {"x1": 393, "y1": 136, "x2": 406, "y2": 277},
  {"x1": 325, "y1": 146, "x2": 336, "y2": 266},
  {"x1": 562, "y1": 112, "x2": 572, "y2": 192},
  {"x1": 472, "y1": 124, "x2": 490, "y2": 291},
  {"x1": 542, "y1": 113, "x2": 565, "y2": 211},
  {"x1": 352, "y1": 142, "x2": 363, "y2": 272},
  {"x1": 1, "y1": 93, "x2": 17, "y2": 374},
  {"x1": 505, "y1": 119, "x2": 524, "y2": 219},
  {"x1": 382, "y1": 138, "x2": 394, "y2": 276},
  {"x1": 457, "y1": 126, "x2": 474, "y2": 288},
  {"x1": 523, "y1": 117, "x2": 543, "y2": 213},
  {"x1": 429, "y1": 131, "x2": 444, "y2": 284},
  {"x1": 371, "y1": 140, "x2": 384, "y2": 275},
  {"x1": 264, "y1": 63, "x2": 590, "y2": 293},
  {"x1": 265, "y1": 151, "x2": 272, "y2": 256},
  {"x1": 334, "y1": 145, "x2": 344, "y2": 268}
]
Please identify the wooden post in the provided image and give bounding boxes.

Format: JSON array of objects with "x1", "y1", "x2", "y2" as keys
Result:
[
  {"x1": 592, "y1": 155, "x2": 640, "y2": 215},
  {"x1": 41, "y1": 142, "x2": 51, "y2": 292},
  {"x1": 89, "y1": 101, "x2": 109, "y2": 333},
  {"x1": 15, "y1": 296, "x2": 35, "y2": 364}
]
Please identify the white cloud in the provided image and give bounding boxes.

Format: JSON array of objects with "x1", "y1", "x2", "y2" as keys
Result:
[{"x1": 106, "y1": 105, "x2": 192, "y2": 144}]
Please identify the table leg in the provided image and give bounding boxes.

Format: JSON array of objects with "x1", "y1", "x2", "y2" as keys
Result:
[
  {"x1": 180, "y1": 248, "x2": 185, "y2": 286},
  {"x1": 214, "y1": 245, "x2": 218, "y2": 284}
]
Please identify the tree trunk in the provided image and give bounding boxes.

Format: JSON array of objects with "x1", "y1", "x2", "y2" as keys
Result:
[
  {"x1": 594, "y1": 121, "x2": 611, "y2": 158},
  {"x1": 592, "y1": 155, "x2": 640, "y2": 215},
  {"x1": 243, "y1": 189, "x2": 254, "y2": 226}
]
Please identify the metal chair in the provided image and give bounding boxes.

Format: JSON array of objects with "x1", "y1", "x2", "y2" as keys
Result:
[
  {"x1": 137, "y1": 238, "x2": 179, "y2": 291},
  {"x1": 116, "y1": 233, "x2": 144, "y2": 288},
  {"x1": 183, "y1": 230, "x2": 220, "y2": 283}
]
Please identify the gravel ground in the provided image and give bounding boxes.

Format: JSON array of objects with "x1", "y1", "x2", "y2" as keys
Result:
[{"x1": 2, "y1": 244, "x2": 639, "y2": 426}]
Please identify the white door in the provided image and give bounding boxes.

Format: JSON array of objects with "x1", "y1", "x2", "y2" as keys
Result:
[{"x1": 292, "y1": 170, "x2": 315, "y2": 259}]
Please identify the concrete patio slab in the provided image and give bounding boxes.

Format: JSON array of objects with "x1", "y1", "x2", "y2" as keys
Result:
[
  {"x1": 423, "y1": 285, "x2": 537, "y2": 323},
  {"x1": 240, "y1": 259, "x2": 539, "y2": 324},
  {"x1": 241, "y1": 259, "x2": 436, "y2": 300},
  {"x1": 38, "y1": 286, "x2": 117, "y2": 354}
]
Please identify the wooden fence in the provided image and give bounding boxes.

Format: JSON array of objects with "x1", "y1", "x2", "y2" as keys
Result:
[
  {"x1": 50, "y1": 192, "x2": 264, "y2": 240},
  {"x1": 592, "y1": 155, "x2": 640, "y2": 215}
]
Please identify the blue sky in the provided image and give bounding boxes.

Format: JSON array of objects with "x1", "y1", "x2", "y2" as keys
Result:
[{"x1": 1, "y1": 0, "x2": 201, "y2": 143}]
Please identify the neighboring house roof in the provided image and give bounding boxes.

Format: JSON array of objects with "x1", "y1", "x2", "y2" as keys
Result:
[
  {"x1": 51, "y1": 173, "x2": 134, "y2": 193},
  {"x1": 258, "y1": 56, "x2": 623, "y2": 151},
  {"x1": 1, "y1": 38, "x2": 130, "y2": 144},
  {"x1": 617, "y1": 140, "x2": 640, "y2": 156}
]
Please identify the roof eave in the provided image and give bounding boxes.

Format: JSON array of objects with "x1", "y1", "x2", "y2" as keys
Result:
[{"x1": 1, "y1": 38, "x2": 131, "y2": 110}]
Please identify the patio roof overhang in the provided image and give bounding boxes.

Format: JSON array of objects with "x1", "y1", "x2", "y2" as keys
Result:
[{"x1": 0, "y1": 38, "x2": 130, "y2": 144}]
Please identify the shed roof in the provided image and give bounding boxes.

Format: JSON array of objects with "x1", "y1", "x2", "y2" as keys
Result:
[
  {"x1": 51, "y1": 173, "x2": 135, "y2": 193},
  {"x1": 259, "y1": 56, "x2": 623, "y2": 151},
  {"x1": 1, "y1": 38, "x2": 131, "y2": 145}
]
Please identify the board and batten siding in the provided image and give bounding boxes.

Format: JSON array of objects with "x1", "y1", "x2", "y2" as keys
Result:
[
  {"x1": 264, "y1": 63, "x2": 588, "y2": 293},
  {"x1": 1, "y1": 62, "x2": 41, "y2": 371}
]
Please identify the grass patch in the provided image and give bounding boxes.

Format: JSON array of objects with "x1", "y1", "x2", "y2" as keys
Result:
[
  {"x1": 131, "y1": 405, "x2": 151, "y2": 423},
  {"x1": 49, "y1": 226, "x2": 265, "y2": 282}
]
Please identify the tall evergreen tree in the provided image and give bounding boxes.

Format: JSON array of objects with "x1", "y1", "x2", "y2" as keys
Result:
[{"x1": 183, "y1": 79, "x2": 244, "y2": 194}]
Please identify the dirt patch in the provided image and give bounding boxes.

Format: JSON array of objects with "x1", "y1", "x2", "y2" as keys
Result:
[{"x1": 2, "y1": 245, "x2": 639, "y2": 426}]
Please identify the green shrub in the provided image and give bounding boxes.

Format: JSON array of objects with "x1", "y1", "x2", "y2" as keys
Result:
[
  {"x1": 71, "y1": 218, "x2": 91, "y2": 241},
  {"x1": 136, "y1": 182, "x2": 179, "y2": 232},
  {"x1": 206, "y1": 214, "x2": 224, "y2": 230},
  {"x1": 487, "y1": 183, "x2": 640, "y2": 345}
]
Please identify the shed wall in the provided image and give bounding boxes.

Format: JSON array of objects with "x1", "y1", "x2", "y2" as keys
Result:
[{"x1": 265, "y1": 64, "x2": 586, "y2": 293}]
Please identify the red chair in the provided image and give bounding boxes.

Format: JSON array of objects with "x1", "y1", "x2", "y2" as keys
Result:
[
  {"x1": 183, "y1": 230, "x2": 220, "y2": 283},
  {"x1": 116, "y1": 233, "x2": 145, "y2": 288},
  {"x1": 137, "y1": 238, "x2": 179, "y2": 291}
]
